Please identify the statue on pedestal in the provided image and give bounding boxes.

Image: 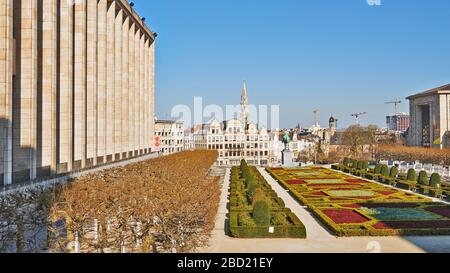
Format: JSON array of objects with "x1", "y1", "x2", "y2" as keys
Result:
[
  {"x1": 281, "y1": 131, "x2": 293, "y2": 166},
  {"x1": 282, "y1": 131, "x2": 290, "y2": 151}
]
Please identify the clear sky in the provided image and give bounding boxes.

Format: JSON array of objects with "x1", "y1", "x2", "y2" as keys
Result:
[{"x1": 134, "y1": 0, "x2": 450, "y2": 129}]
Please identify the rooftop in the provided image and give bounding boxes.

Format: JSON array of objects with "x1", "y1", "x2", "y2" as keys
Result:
[{"x1": 407, "y1": 84, "x2": 450, "y2": 100}]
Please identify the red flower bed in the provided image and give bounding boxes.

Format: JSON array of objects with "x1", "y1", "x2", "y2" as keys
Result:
[
  {"x1": 425, "y1": 206, "x2": 450, "y2": 218},
  {"x1": 322, "y1": 209, "x2": 370, "y2": 224},
  {"x1": 311, "y1": 191, "x2": 327, "y2": 196},
  {"x1": 346, "y1": 179, "x2": 368, "y2": 184},
  {"x1": 286, "y1": 180, "x2": 306, "y2": 185}
]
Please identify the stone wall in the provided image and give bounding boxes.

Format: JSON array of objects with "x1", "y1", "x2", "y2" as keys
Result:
[{"x1": 0, "y1": 0, "x2": 156, "y2": 185}]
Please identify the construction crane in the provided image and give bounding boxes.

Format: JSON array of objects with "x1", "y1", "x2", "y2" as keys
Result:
[
  {"x1": 385, "y1": 98, "x2": 402, "y2": 116},
  {"x1": 351, "y1": 112, "x2": 368, "y2": 125}
]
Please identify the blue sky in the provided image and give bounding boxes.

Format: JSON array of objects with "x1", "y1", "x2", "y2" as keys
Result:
[{"x1": 135, "y1": 0, "x2": 450, "y2": 129}]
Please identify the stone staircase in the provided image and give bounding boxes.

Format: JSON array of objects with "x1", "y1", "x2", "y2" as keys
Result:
[{"x1": 208, "y1": 167, "x2": 227, "y2": 184}]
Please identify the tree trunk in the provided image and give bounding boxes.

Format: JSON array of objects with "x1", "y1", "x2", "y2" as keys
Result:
[{"x1": 16, "y1": 221, "x2": 25, "y2": 253}]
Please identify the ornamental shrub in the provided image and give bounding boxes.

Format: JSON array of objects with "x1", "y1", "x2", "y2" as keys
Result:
[
  {"x1": 236, "y1": 192, "x2": 248, "y2": 207},
  {"x1": 351, "y1": 160, "x2": 358, "y2": 169},
  {"x1": 357, "y1": 161, "x2": 363, "y2": 170},
  {"x1": 374, "y1": 164, "x2": 382, "y2": 174},
  {"x1": 406, "y1": 169, "x2": 417, "y2": 182},
  {"x1": 389, "y1": 166, "x2": 399, "y2": 178},
  {"x1": 271, "y1": 213, "x2": 290, "y2": 226},
  {"x1": 380, "y1": 164, "x2": 389, "y2": 177},
  {"x1": 418, "y1": 171, "x2": 429, "y2": 186},
  {"x1": 247, "y1": 183, "x2": 260, "y2": 202},
  {"x1": 343, "y1": 157, "x2": 350, "y2": 166},
  {"x1": 252, "y1": 188, "x2": 267, "y2": 205},
  {"x1": 429, "y1": 173, "x2": 441, "y2": 188},
  {"x1": 253, "y1": 200, "x2": 270, "y2": 226},
  {"x1": 238, "y1": 212, "x2": 256, "y2": 227},
  {"x1": 362, "y1": 161, "x2": 369, "y2": 170}
]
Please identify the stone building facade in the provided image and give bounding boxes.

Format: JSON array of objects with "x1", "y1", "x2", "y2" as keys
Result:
[
  {"x1": 0, "y1": 0, "x2": 156, "y2": 185},
  {"x1": 407, "y1": 84, "x2": 450, "y2": 148},
  {"x1": 186, "y1": 82, "x2": 278, "y2": 167},
  {"x1": 154, "y1": 120, "x2": 184, "y2": 155}
]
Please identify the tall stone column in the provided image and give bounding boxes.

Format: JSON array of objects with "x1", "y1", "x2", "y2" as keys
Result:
[
  {"x1": 58, "y1": 0, "x2": 73, "y2": 172},
  {"x1": 39, "y1": 0, "x2": 57, "y2": 176},
  {"x1": 13, "y1": 0, "x2": 38, "y2": 182},
  {"x1": 122, "y1": 16, "x2": 130, "y2": 158},
  {"x1": 96, "y1": 0, "x2": 107, "y2": 163},
  {"x1": 139, "y1": 34, "x2": 145, "y2": 153},
  {"x1": 144, "y1": 39, "x2": 149, "y2": 152},
  {"x1": 114, "y1": 9, "x2": 123, "y2": 160},
  {"x1": 106, "y1": 0, "x2": 115, "y2": 160},
  {"x1": 86, "y1": 0, "x2": 98, "y2": 167},
  {"x1": 73, "y1": 0, "x2": 87, "y2": 169},
  {"x1": 128, "y1": 23, "x2": 135, "y2": 156},
  {"x1": 134, "y1": 29, "x2": 140, "y2": 154},
  {"x1": 0, "y1": 0, "x2": 13, "y2": 184},
  {"x1": 149, "y1": 41, "x2": 156, "y2": 151}
]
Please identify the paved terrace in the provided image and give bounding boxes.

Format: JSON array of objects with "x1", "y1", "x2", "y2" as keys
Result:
[{"x1": 202, "y1": 167, "x2": 450, "y2": 253}]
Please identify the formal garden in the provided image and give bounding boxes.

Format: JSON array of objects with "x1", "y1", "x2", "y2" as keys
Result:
[
  {"x1": 229, "y1": 161, "x2": 306, "y2": 238},
  {"x1": 267, "y1": 166, "x2": 450, "y2": 236},
  {"x1": 333, "y1": 158, "x2": 450, "y2": 200}
]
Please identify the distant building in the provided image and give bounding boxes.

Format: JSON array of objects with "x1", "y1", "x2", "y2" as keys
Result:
[
  {"x1": 407, "y1": 84, "x2": 450, "y2": 148},
  {"x1": 187, "y1": 82, "x2": 279, "y2": 166},
  {"x1": 154, "y1": 120, "x2": 184, "y2": 155},
  {"x1": 386, "y1": 113, "x2": 410, "y2": 133}
]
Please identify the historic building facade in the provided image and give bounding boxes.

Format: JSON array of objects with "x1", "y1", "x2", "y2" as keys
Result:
[
  {"x1": 187, "y1": 82, "x2": 278, "y2": 166},
  {"x1": 154, "y1": 120, "x2": 184, "y2": 155},
  {"x1": 0, "y1": 0, "x2": 156, "y2": 185},
  {"x1": 407, "y1": 84, "x2": 450, "y2": 148}
]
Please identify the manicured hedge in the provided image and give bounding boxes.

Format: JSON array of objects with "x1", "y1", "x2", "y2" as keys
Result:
[
  {"x1": 229, "y1": 210, "x2": 306, "y2": 238},
  {"x1": 229, "y1": 161, "x2": 306, "y2": 238},
  {"x1": 330, "y1": 158, "x2": 445, "y2": 199}
]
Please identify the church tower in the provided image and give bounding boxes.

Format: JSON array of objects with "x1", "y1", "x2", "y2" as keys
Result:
[
  {"x1": 329, "y1": 116, "x2": 337, "y2": 136},
  {"x1": 240, "y1": 81, "x2": 249, "y2": 126}
]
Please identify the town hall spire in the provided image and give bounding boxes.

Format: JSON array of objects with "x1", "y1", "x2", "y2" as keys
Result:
[{"x1": 240, "y1": 80, "x2": 249, "y2": 126}]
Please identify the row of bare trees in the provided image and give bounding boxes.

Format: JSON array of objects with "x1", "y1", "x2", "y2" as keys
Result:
[
  {"x1": 375, "y1": 145, "x2": 450, "y2": 166},
  {"x1": 48, "y1": 150, "x2": 220, "y2": 253},
  {"x1": 0, "y1": 186, "x2": 60, "y2": 253}
]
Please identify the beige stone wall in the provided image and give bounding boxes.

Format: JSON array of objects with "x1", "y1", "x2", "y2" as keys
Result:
[
  {"x1": 58, "y1": 0, "x2": 73, "y2": 172},
  {"x1": 13, "y1": 0, "x2": 38, "y2": 182},
  {"x1": 0, "y1": 0, "x2": 13, "y2": 184},
  {"x1": 37, "y1": 0, "x2": 57, "y2": 177},
  {"x1": 106, "y1": 0, "x2": 115, "y2": 160},
  {"x1": 134, "y1": 28, "x2": 140, "y2": 154},
  {"x1": 73, "y1": 0, "x2": 86, "y2": 168},
  {"x1": 87, "y1": 0, "x2": 98, "y2": 166},
  {"x1": 114, "y1": 9, "x2": 123, "y2": 160},
  {"x1": 128, "y1": 22, "x2": 135, "y2": 156},
  {"x1": 0, "y1": 0, "x2": 156, "y2": 185},
  {"x1": 122, "y1": 17, "x2": 130, "y2": 157},
  {"x1": 97, "y1": 0, "x2": 107, "y2": 163}
]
